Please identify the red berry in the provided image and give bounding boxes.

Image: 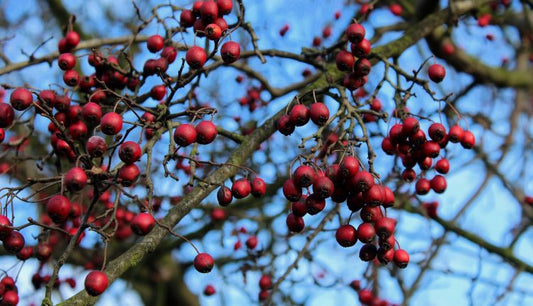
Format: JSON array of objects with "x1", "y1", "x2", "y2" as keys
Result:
[
  {"x1": 84, "y1": 271, "x2": 108, "y2": 296},
  {"x1": 150, "y1": 85, "x2": 167, "y2": 100},
  {"x1": 354, "y1": 58, "x2": 371, "y2": 76},
  {"x1": 205, "y1": 23, "x2": 222, "y2": 41},
  {"x1": 289, "y1": 104, "x2": 310, "y2": 126},
  {"x1": 286, "y1": 213, "x2": 304, "y2": 233},
  {"x1": 335, "y1": 50, "x2": 354, "y2": 71},
  {"x1": 118, "y1": 164, "x2": 140, "y2": 187},
  {"x1": 86, "y1": 136, "x2": 107, "y2": 158},
  {"x1": 309, "y1": 103, "x2": 329, "y2": 126},
  {"x1": 346, "y1": 23, "x2": 365, "y2": 43},
  {"x1": 65, "y1": 167, "x2": 88, "y2": 192},
  {"x1": 251, "y1": 177, "x2": 266, "y2": 197},
  {"x1": 0, "y1": 215, "x2": 13, "y2": 240},
  {"x1": 435, "y1": 158, "x2": 450, "y2": 174},
  {"x1": 283, "y1": 178, "x2": 301, "y2": 201},
  {"x1": 357, "y1": 223, "x2": 376, "y2": 243},
  {"x1": 194, "y1": 253, "x2": 214, "y2": 273},
  {"x1": 147, "y1": 34, "x2": 164, "y2": 53},
  {"x1": 180, "y1": 10, "x2": 195, "y2": 27},
  {"x1": 448, "y1": 125, "x2": 464, "y2": 143},
  {"x1": 428, "y1": 64, "x2": 446, "y2": 83},
  {"x1": 217, "y1": 0, "x2": 233, "y2": 15},
  {"x1": 374, "y1": 217, "x2": 396, "y2": 239},
  {"x1": 47, "y1": 195, "x2": 71, "y2": 224},
  {"x1": 174, "y1": 123, "x2": 197, "y2": 146},
  {"x1": 217, "y1": 186, "x2": 233, "y2": 206},
  {"x1": 220, "y1": 41, "x2": 241, "y2": 63},
  {"x1": 259, "y1": 275, "x2": 272, "y2": 290},
  {"x1": 81, "y1": 102, "x2": 102, "y2": 126},
  {"x1": 389, "y1": 3, "x2": 403, "y2": 16},
  {"x1": 186, "y1": 46, "x2": 207, "y2": 69},
  {"x1": 461, "y1": 130, "x2": 475, "y2": 149},
  {"x1": 415, "y1": 178, "x2": 431, "y2": 195},
  {"x1": 118, "y1": 141, "x2": 142, "y2": 164},
  {"x1": 350, "y1": 170, "x2": 374, "y2": 193},
  {"x1": 3, "y1": 231, "x2": 24, "y2": 254},
  {"x1": 428, "y1": 123, "x2": 446, "y2": 142},
  {"x1": 100, "y1": 112, "x2": 123, "y2": 135},
  {"x1": 2, "y1": 290, "x2": 19, "y2": 306},
  {"x1": 232, "y1": 179, "x2": 251, "y2": 199},
  {"x1": 200, "y1": 1, "x2": 218, "y2": 23},
  {"x1": 204, "y1": 284, "x2": 216, "y2": 296},
  {"x1": 10, "y1": 88, "x2": 33, "y2": 111},
  {"x1": 63, "y1": 70, "x2": 80, "y2": 87},
  {"x1": 358, "y1": 289, "x2": 373, "y2": 304},
  {"x1": 359, "y1": 243, "x2": 377, "y2": 261},
  {"x1": 313, "y1": 176, "x2": 334, "y2": 199},
  {"x1": 277, "y1": 114, "x2": 295, "y2": 136},
  {"x1": 245, "y1": 235, "x2": 258, "y2": 249},
  {"x1": 430, "y1": 175, "x2": 447, "y2": 193},
  {"x1": 293, "y1": 165, "x2": 316, "y2": 188},
  {"x1": 335, "y1": 224, "x2": 358, "y2": 247},
  {"x1": 131, "y1": 212, "x2": 155, "y2": 235},
  {"x1": 393, "y1": 249, "x2": 410, "y2": 268},
  {"x1": 351, "y1": 39, "x2": 371, "y2": 58},
  {"x1": 161, "y1": 47, "x2": 177, "y2": 63},
  {"x1": 340, "y1": 156, "x2": 360, "y2": 178},
  {"x1": 305, "y1": 193, "x2": 326, "y2": 215},
  {"x1": 65, "y1": 31, "x2": 80, "y2": 48},
  {"x1": 195, "y1": 121, "x2": 218, "y2": 144},
  {"x1": 58, "y1": 53, "x2": 77, "y2": 70}
]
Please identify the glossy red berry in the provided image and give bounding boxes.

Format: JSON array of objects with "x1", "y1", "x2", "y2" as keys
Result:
[
  {"x1": 346, "y1": 23, "x2": 365, "y2": 43},
  {"x1": 65, "y1": 167, "x2": 88, "y2": 192},
  {"x1": 259, "y1": 274, "x2": 272, "y2": 290},
  {"x1": 277, "y1": 114, "x2": 295, "y2": 136},
  {"x1": 335, "y1": 224, "x2": 358, "y2": 247},
  {"x1": 251, "y1": 177, "x2": 266, "y2": 197},
  {"x1": 63, "y1": 70, "x2": 80, "y2": 87},
  {"x1": 119, "y1": 141, "x2": 142, "y2": 164},
  {"x1": 131, "y1": 212, "x2": 155, "y2": 235},
  {"x1": 339, "y1": 156, "x2": 360, "y2": 178},
  {"x1": 58, "y1": 53, "x2": 77, "y2": 70},
  {"x1": 174, "y1": 123, "x2": 197, "y2": 147},
  {"x1": 309, "y1": 103, "x2": 329, "y2": 126},
  {"x1": 428, "y1": 63, "x2": 446, "y2": 83},
  {"x1": 194, "y1": 253, "x2": 214, "y2": 273},
  {"x1": 448, "y1": 125, "x2": 464, "y2": 143},
  {"x1": 359, "y1": 243, "x2": 377, "y2": 261},
  {"x1": 217, "y1": 186, "x2": 233, "y2": 206},
  {"x1": 374, "y1": 217, "x2": 396, "y2": 239},
  {"x1": 204, "y1": 284, "x2": 216, "y2": 296},
  {"x1": 430, "y1": 175, "x2": 447, "y2": 193},
  {"x1": 428, "y1": 123, "x2": 447, "y2": 142},
  {"x1": 10, "y1": 88, "x2": 33, "y2": 111},
  {"x1": 86, "y1": 136, "x2": 107, "y2": 158},
  {"x1": 289, "y1": 104, "x2": 310, "y2": 126},
  {"x1": 393, "y1": 249, "x2": 410, "y2": 268},
  {"x1": 283, "y1": 178, "x2": 301, "y2": 202},
  {"x1": 205, "y1": 23, "x2": 222, "y2": 40},
  {"x1": 313, "y1": 176, "x2": 334, "y2": 199},
  {"x1": 220, "y1": 41, "x2": 241, "y2": 64},
  {"x1": 435, "y1": 158, "x2": 450, "y2": 174},
  {"x1": 461, "y1": 130, "x2": 475, "y2": 149},
  {"x1": 82, "y1": 102, "x2": 102, "y2": 126},
  {"x1": 200, "y1": 1, "x2": 218, "y2": 23},
  {"x1": 415, "y1": 178, "x2": 431, "y2": 195},
  {"x1": 147, "y1": 34, "x2": 164, "y2": 53},
  {"x1": 100, "y1": 112, "x2": 123, "y2": 135},
  {"x1": 180, "y1": 10, "x2": 195, "y2": 27},
  {"x1": 118, "y1": 164, "x2": 140, "y2": 187},
  {"x1": 186, "y1": 46, "x2": 207, "y2": 69},
  {"x1": 246, "y1": 235, "x2": 258, "y2": 249},
  {"x1": 357, "y1": 223, "x2": 376, "y2": 243},
  {"x1": 217, "y1": 0, "x2": 233, "y2": 15},
  {"x1": 335, "y1": 50, "x2": 355, "y2": 71},
  {"x1": 65, "y1": 31, "x2": 80, "y2": 48},
  {"x1": 150, "y1": 85, "x2": 166, "y2": 100},
  {"x1": 305, "y1": 193, "x2": 326, "y2": 215},
  {"x1": 232, "y1": 179, "x2": 251, "y2": 199},
  {"x1": 0, "y1": 215, "x2": 13, "y2": 240},
  {"x1": 195, "y1": 121, "x2": 218, "y2": 144},
  {"x1": 3, "y1": 231, "x2": 24, "y2": 254},
  {"x1": 2, "y1": 290, "x2": 19, "y2": 306},
  {"x1": 84, "y1": 271, "x2": 108, "y2": 296},
  {"x1": 47, "y1": 195, "x2": 71, "y2": 224},
  {"x1": 286, "y1": 213, "x2": 304, "y2": 233},
  {"x1": 293, "y1": 165, "x2": 316, "y2": 188},
  {"x1": 351, "y1": 39, "x2": 371, "y2": 57},
  {"x1": 350, "y1": 170, "x2": 374, "y2": 193}
]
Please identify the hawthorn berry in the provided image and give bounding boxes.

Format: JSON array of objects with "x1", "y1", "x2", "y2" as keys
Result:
[
  {"x1": 309, "y1": 103, "x2": 329, "y2": 126},
  {"x1": 86, "y1": 136, "x2": 107, "y2": 158},
  {"x1": 428, "y1": 64, "x2": 446, "y2": 83},
  {"x1": 186, "y1": 46, "x2": 207, "y2": 69},
  {"x1": 217, "y1": 186, "x2": 233, "y2": 206},
  {"x1": 46, "y1": 195, "x2": 71, "y2": 224},
  {"x1": 335, "y1": 224, "x2": 358, "y2": 247},
  {"x1": 65, "y1": 167, "x2": 88, "y2": 192},
  {"x1": 346, "y1": 23, "x2": 365, "y2": 43},
  {"x1": 195, "y1": 121, "x2": 218, "y2": 144},
  {"x1": 3, "y1": 231, "x2": 25, "y2": 254},
  {"x1": 286, "y1": 213, "x2": 304, "y2": 233},
  {"x1": 251, "y1": 177, "x2": 266, "y2": 197},
  {"x1": 119, "y1": 141, "x2": 142, "y2": 164},
  {"x1": 10, "y1": 88, "x2": 33, "y2": 111},
  {"x1": 194, "y1": 253, "x2": 215, "y2": 273},
  {"x1": 147, "y1": 34, "x2": 164, "y2": 53},
  {"x1": 289, "y1": 104, "x2": 310, "y2": 126},
  {"x1": 393, "y1": 249, "x2": 410, "y2": 268},
  {"x1": 100, "y1": 112, "x2": 123, "y2": 135},
  {"x1": 131, "y1": 212, "x2": 156, "y2": 235},
  {"x1": 204, "y1": 284, "x2": 216, "y2": 296},
  {"x1": 174, "y1": 123, "x2": 197, "y2": 146},
  {"x1": 84, "y1": 271, "x2": 109, "y2": 296},
  {"x1": 232, "y1": 179, "x2": 251, "y2": 199},
  {"x1": 118, "y1": 164, "x2": 140, "y2": 187}
]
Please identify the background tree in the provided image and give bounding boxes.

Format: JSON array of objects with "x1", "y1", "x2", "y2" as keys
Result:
[{"x1": 0, "y1": 0, "x2": 532, "y2": 305}]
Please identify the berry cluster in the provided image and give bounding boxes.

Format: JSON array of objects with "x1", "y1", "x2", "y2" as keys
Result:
[{"x1": 381, "y1": 117, "x2": 475, "y2": 196}]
